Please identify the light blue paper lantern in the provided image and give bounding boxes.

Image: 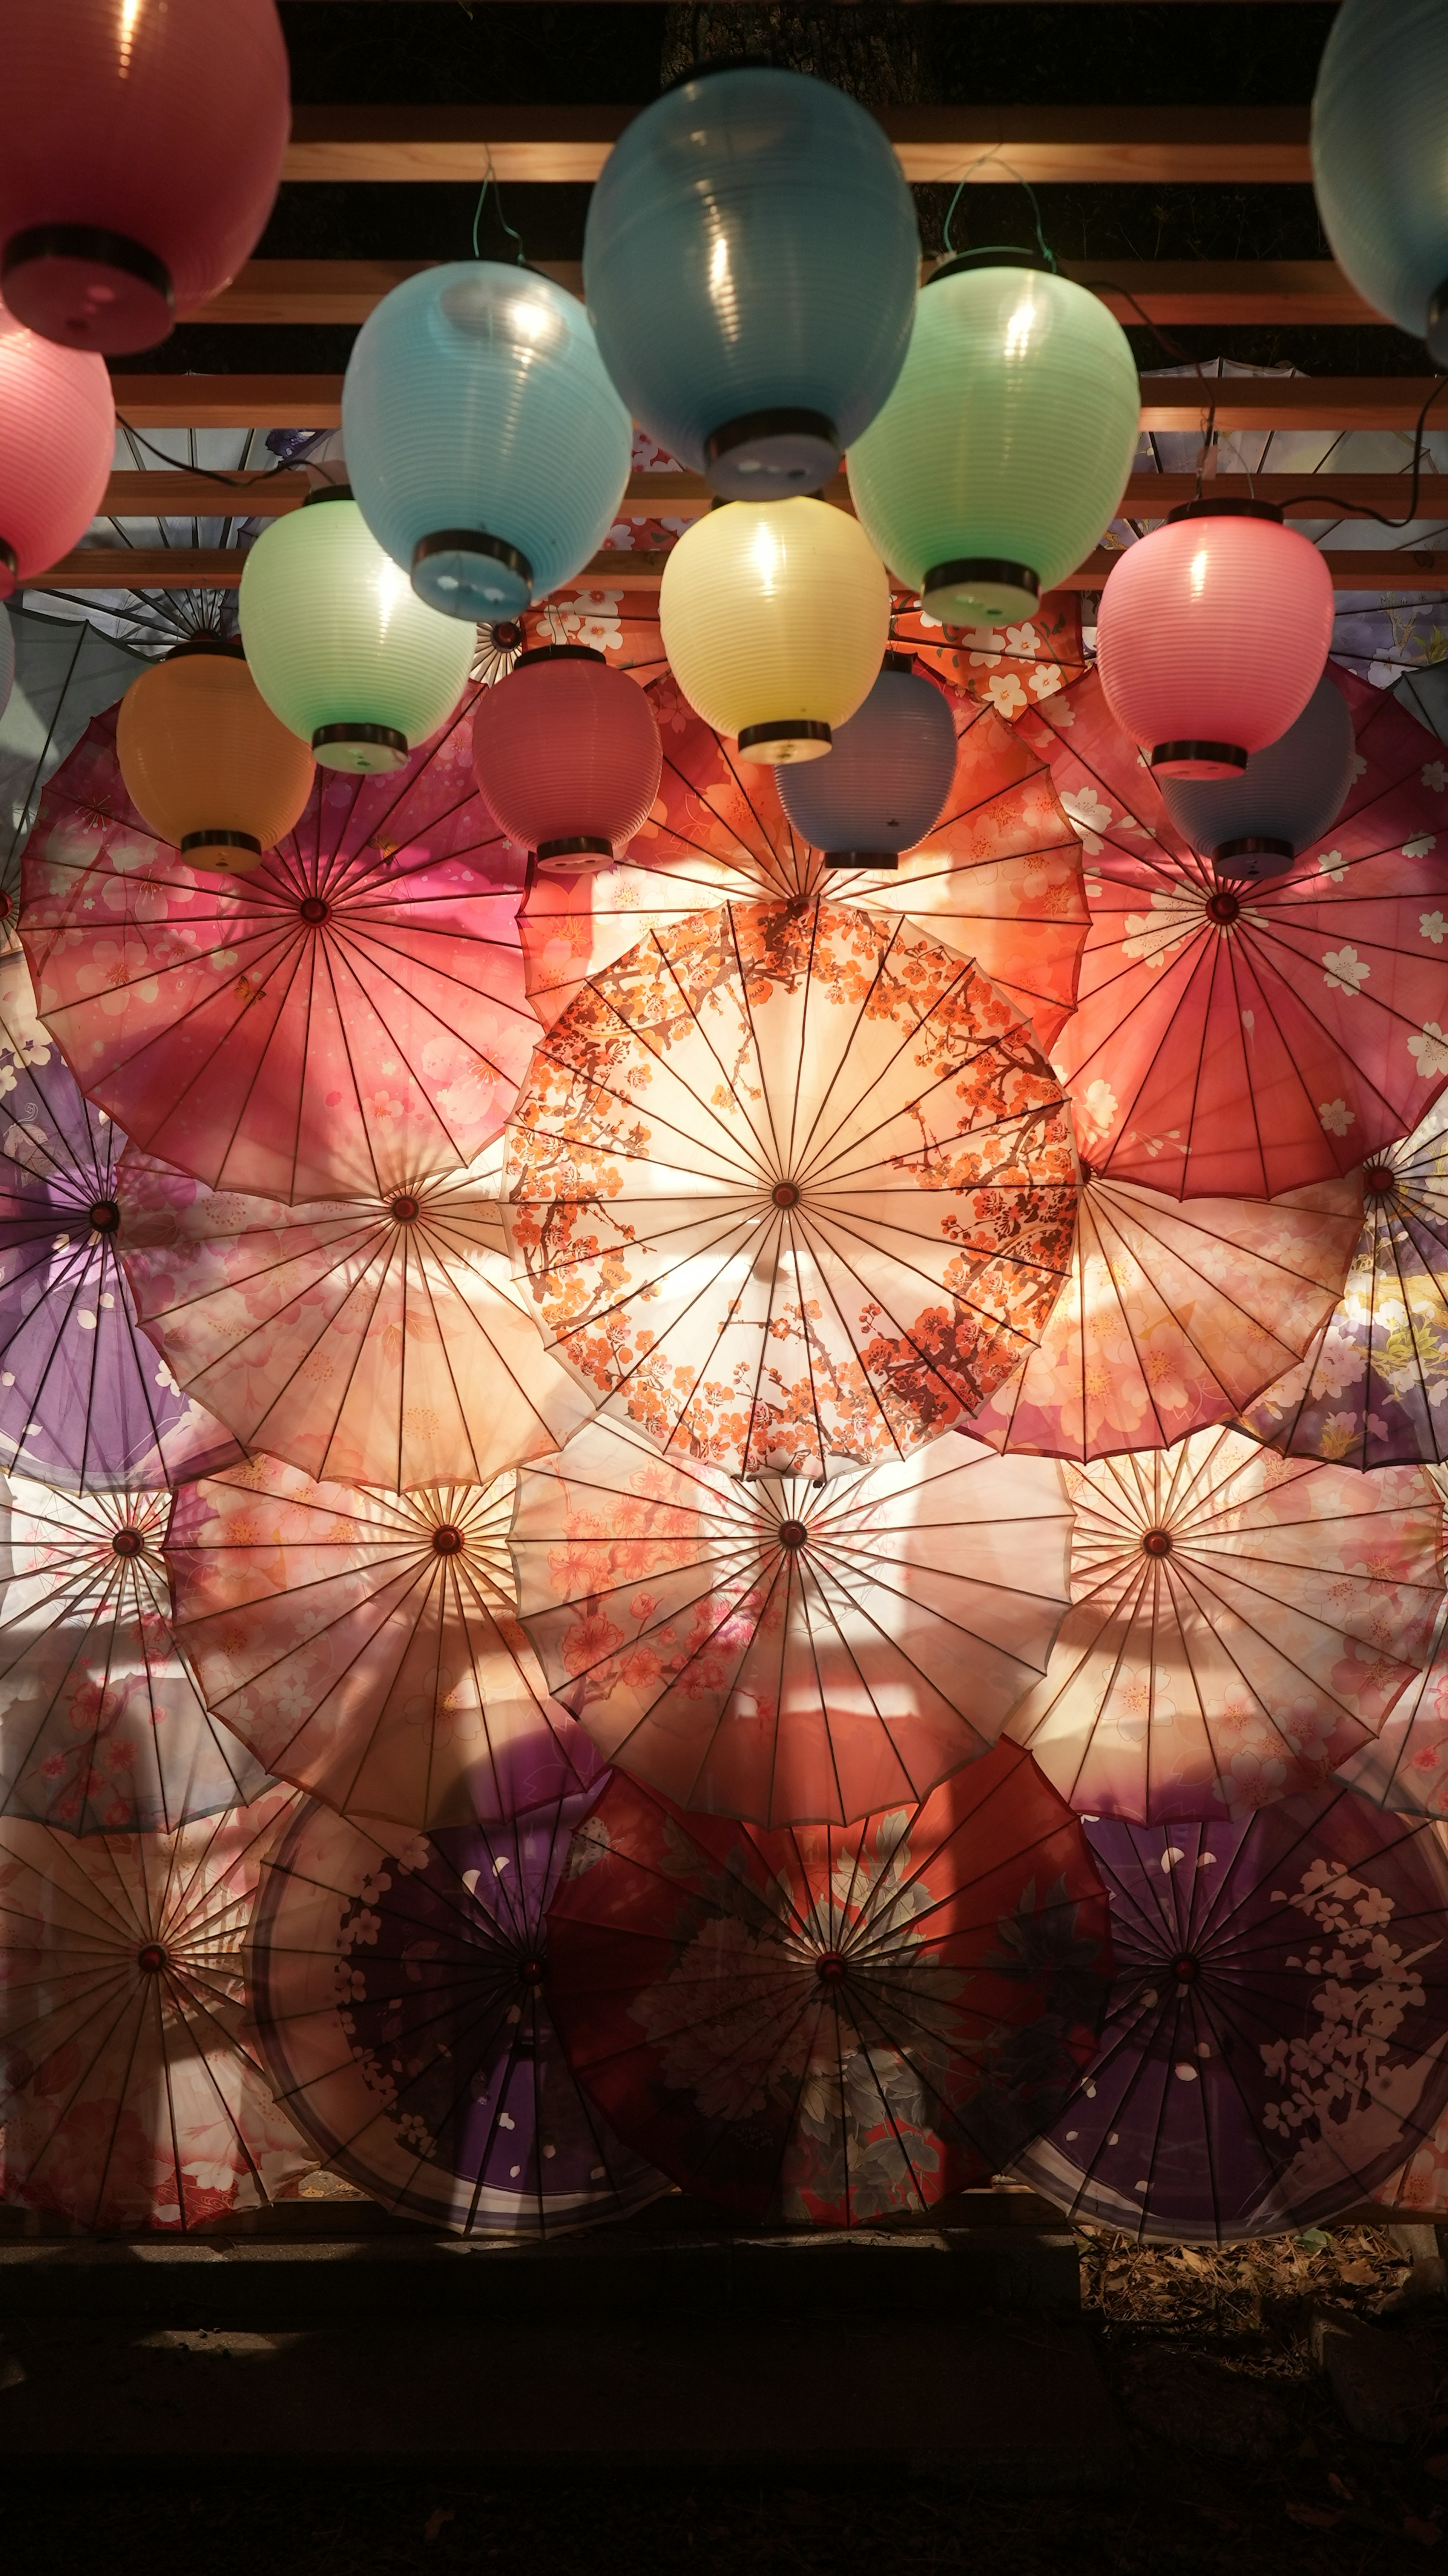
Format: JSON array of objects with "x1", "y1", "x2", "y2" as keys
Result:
[
  {"x1": 1313, "y1": 0, "x2": 1448, "y2": 362},
  {"x1": 342, "y1": 263, "x2": 633, "y2": 620},
  {"x1": 1159, "y1": 671, "x2": 1358, "y2": 880},
  {"x1": 777, "y1": 654, "x2": 957, "y2": 863},
  {"x1": 583, "y1": 63, "x2": 919, "y2": 498}
]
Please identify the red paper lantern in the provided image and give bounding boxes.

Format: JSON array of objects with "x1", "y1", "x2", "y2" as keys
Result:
[
  {"x1": 0, "y1": 301, "x2": 114, "y2": 594},
  {"x1": 471, "y1": 646, "x2": 663, "y2": 869},
  {"x1": 1095, "y1": 500, "x2": 1335, "y2": 780},
  {"x1": 0, "y1": 0, "x2": 289, "y2": 355}
]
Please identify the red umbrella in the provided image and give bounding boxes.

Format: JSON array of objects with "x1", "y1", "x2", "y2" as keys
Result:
[
  {"x1": 21, "y1": 698, "x2": 534, "y2": 1203},
  {"x1": 1023, "y1": 667, "x2": 1448, "y2": 1197},
  {"x1": 544, "y1": 1744, "x2": 1113, "y2": 2225}
]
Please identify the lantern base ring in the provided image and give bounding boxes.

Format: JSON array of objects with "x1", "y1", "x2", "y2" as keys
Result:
[
  {"x1": 1150, "y1": 740, "x2": 1249, "y2": 781},
  {"x1": 411, "y1": 528, "x2": 532, "y2": 621},
  {"x1": 737, "y1": 720, "x2": 833, "y2": 769},
  {"x1": 703, "y1": 408, "x2": 840, "y2": 502},
  {"x1": 823, "y1": 849, "x2": 899, "y2": 870},
  {"x1": 2, "y1": 222, "x2": 174, "y2": 356},
  {"x1": 536, "y1": 835, "x2": 614, "y2": 867},
  {"x1": 180, "y1": 829, "x2": 264, "y2": 874},
  {"x1": 312, "y1": 722, "x2": 410, "y2": 777},
  {"x1": 922, "y1": 557, "x2": 1040, "y2": 623},
  {"x1": 1214, "y1": 835, "x2": 1294, "y2": 881},
  {"x1": 0, "y1": 537, "x2": 16, "y2": 604}
]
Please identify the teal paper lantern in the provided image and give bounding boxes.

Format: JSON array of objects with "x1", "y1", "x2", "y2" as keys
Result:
[
  {"x1": 777, "y1": 655, "x2": 957, "y2": 864},
  {"x1": 1313, "y1": 0, "x2": 1448, "y2": 362},
  {"x1": 847, "y1": 255, "x2": 1141, "y2": 625},
  {"x1": 342, "y1": 263, "x2": 633, "y2": 622},
  {"x1": 1159, "y1": 671, "x2": 1358, "y2": 880},
  {"x1": 583, "y1": 64, "x2": 919, "y2": 498}
]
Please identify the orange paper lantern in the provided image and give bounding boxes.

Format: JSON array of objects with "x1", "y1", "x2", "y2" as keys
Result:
[{"x1": 117, "y1": 637, "x2": 315, "y2": 874}]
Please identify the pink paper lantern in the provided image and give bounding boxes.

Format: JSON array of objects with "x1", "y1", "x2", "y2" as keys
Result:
[
  {"x1": 0, "y1": 301, "x2": 113, "y2": 593},
  {"x1": 0, "y1": 0, "x2": 289, "y2": 354},
  {"x1": 1095, "y1": 500, "x2": 1335, "y2": 781},
  {"x1": 472, "y1": 646, "x2": 663, "y2": 869}
]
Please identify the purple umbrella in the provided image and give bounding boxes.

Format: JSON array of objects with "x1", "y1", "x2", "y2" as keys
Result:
[
  {"x1": 0, "y1": 943, "x2": 236, "y2": 1489},
  {"x1": 1015, "y1": 1784, "x2": 1448, "y2": 2241},
  {"x1": 246, "y1": 1773, "x2": 670, "y2": 2235}
]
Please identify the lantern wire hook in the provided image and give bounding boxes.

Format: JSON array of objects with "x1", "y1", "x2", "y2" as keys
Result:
[
  {"x1": 938, "y1": 156, "x2": 1057, "y2": 271},
  {"x1": 471, "y1": 148, "x2": 528, "y2": 266}
]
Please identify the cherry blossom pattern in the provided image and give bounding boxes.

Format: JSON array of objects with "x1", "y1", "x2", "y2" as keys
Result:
[
  {"x1": 504, "y1": 897, "x2": 1078, "y2": 1481},
  {"x1": 1015, "y1": 1792, "x2": 1448, "y2": 2241},
  {"x1": 972, "y1": 1165, "x2": 1363, "y2": 1462},
  {"x1": 118, "y1": 1145, "x2": 595, "y2": 1492},
  {"x1": 0, "y1": 1478, "x2": 267, "y2": 1835},
  {"x1": 0, "y1": 1785, "x2": 313, "y2": 2229},
  {"x1": 510, "y1": 1413, "x2": 1072, "y2": 1828},
  {"x1": 1335, "y1": 1571, "x2": 1448, "y2": 1820},
  {"x1": 543, "y1": 1748, "x2": 1113, "y2": 2226},
  {"x1": 0, "y1": 940, "x2": 237, "y2": 1490},
  {"x1": 891, "y1": 592, "x2": 1089, "y2": 723},
  {"x1": 21, "y1": 697, "x2": 534, "y2": 1203},
  {"x1": 245, "y1": 1788, "x2": 669, "y2": 2235},
  {"x1": 167, "y1": 1458, "x2": 605, "y2": 1831},
  {"x1": 1003, "y1": 1430, "x2": 1444, "y2": 1825},
  {"x1": 1023, "y1": 667, "x2": 1448, "y2": 1198},
  {"x1": 1243, "y1": 1098, "x2": 1448, "y2": 1469}
]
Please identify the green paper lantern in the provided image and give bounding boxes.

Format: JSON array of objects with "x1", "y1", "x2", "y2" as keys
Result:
[
  {"x1": 238, "y1": 488, "x2": 475, "y2": 774},
  {"x1": 847, "y1": 256, "x2": 1141, "y2": 626}
]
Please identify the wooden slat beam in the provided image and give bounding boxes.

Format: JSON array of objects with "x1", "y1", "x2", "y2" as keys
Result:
[{"x1": 281, "y1": 103, "x2": 1314, "y2": 187}]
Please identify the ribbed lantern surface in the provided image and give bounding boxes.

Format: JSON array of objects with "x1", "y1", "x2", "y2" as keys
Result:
[
  {"x1": 238, "y1": 492, "x2": 475, "y2": 774},
  {"x1": 1095, "y1": 504, "x2": 1335, "y2": 779},
  {"x1": 472, "y1": 648, "x2": 662, "y2": 867},
  {"x1": 1160, "y1": 669, "x2": 1358, "y2": 877},
  {"x1": 117, "y1": 642, "x2": 317, "y2": 874},
  {"x1": 342, "y1": 264, "x2": 632, "y2": 622},
  {"x1": 1313, "y1": 0, "x2": 1448, "y2": 361},
  {"x1": 0, "y1": 0, "x2": 289, "y2": 354},
  {"x1": 584, "y1": 64, "x2": 919, "y2": 497},
  {"x1": 848, "y1": 260, "x2": 1141, "y2": 624},
  {"x1": 777, "y1": 656, "x2": 958, "y2": 862},
  {"x1": 659, "y1": 497, "x2": 891, "y2": 766},
  {"x1": 0, "y1": 303, "x2": 114, "y2": 594}
]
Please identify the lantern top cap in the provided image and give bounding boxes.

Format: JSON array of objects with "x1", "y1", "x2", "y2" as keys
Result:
[
  {"x1": 881, "y1": 650, "x2": 917, "y2": 674},
  {"x1": 164, "y1": 635, "x2": 245, "y2": 662},
  {"x1": 927, "y1": 249, "x2": 1052, "y2": 286},
  {"x1": 515, "y1": 643, "x2": 607, "y2": 671},
  {"x1": 301, "y1": 483, "x2": 355, "y2": 509},
  {"x1": 1165, "y1": 497, "x2": 1285, "y2": 528}
]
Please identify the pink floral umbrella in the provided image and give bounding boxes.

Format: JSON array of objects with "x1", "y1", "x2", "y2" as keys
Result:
[
  {"x1": 167, "y1": 1457, "x2": 605, "y2": 1830},
  {"x1": 518, "y1": 678, "x2": 1087, "y2": 1049},
  {"x1": 0, "y1": 1784, "x2": 314, "y2": 2230},
  {"x1": 118, "y1": 1144, "x2": 595, "y2": 1492},
  {"x1": 1003, "y1": 1430, "x2": 1443, "y2": 1825},
  {"x1": 21, "y1": 698, "x2": 534, "y2": 1203},
  {"x1": 1023, "y1": 667, "x2": 1448, "y2": 1198},
  {"x1": 0, "y1": 1477, "x2": 268, "y2": 1835},
  {"x1": 509, "y1": 1413, "x2": 1072, "y2": 1828},
  {"x1": 505, "y1": 897, "x2": 1078, "y2": 1480},
  {"x1": 971, "y1": 1164, "x2": 1363, "y2": 1462}
]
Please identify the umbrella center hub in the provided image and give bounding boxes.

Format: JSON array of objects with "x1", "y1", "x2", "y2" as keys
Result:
[
  {"x1": 390, "y1": 1194, "x2": 420, "y2": 1223},
  {"x1": 1363, "y1": 1164, "x2": 1396, "y2": 1199},
  {"x1": 431, "y1": 1525, "x2": 464, "y2": 1556},
  {"x1": 777, "y1": 1520, "x2": 810, "y2": 1551},
  {"x1": 110, "y1": 1526, "x2": 145, "y2": 1558},
  {"x1": 137, "y1": 1943, "x2": 168, "y2": 1973},
  {"x1": 1141, "y1": 1528, "x2": 1173, "y2": 1558},
  {"x1": 1206, "y1": 890, "x2": 1240, "y2": 926},
  {"x1": 299, "y1": 896, "x2": 329, "y2": 925},
  {"x1": 88, "y1": 1197, "x2": 120, "y2": 1234},
  {"x1": 772, "y1": 1180, "x2": 801, "y2": 1210},
  {"x1": 489, "y1": 620, "x2": 523, "y2": 652},
  {"x1": 1171, "y1": 1953, "x2": 1198, "y2": 1984},
  {"x1": 816, "y1": 1952, "x2": 847, "y2": 1984},
  {"x1": 520, "y1": 1957, "x2": 545, "y2": 1986}
]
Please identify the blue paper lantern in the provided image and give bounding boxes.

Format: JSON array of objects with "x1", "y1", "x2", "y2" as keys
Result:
[
  {"x1": 341, "y1": 263, "x2": 633, "y2": 620},
  {"x1": 1159, "y1": 671, "x2": 1358, "y2": 880},
  {"x1": 1313, "y1": 0, "x2": 1448, "y2": 362},
  {"x1": 583, "y1": 64, "x2": 919, "y2": 498},
  {"x1": 777, "y1": 654, "x2": 957, "y2": 863}
]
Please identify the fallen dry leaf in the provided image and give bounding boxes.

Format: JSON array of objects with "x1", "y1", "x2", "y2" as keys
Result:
[
  {"x1": 1404, "y1": 2516, "x2": 1444, "y2": 2547},
  {"x1": 1286, "y1": 2504, "x2": 1342, "y2": 2530}
]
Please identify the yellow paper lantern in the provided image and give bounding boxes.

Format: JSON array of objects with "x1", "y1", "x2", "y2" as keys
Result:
[
  {"x1": 658, "y1": 496, "x2": 890, "y2": 766},
  {"x1": 117, "y1": 638, "x2": 315, "y2": 874}
]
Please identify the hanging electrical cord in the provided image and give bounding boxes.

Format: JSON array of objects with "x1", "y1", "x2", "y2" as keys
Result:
[
  {"x1": 471, "y1": 147, "x2": 527, "y2": 266},
  {"x1": 110, "y1": 419, "x2": 293, "y2": 490}
]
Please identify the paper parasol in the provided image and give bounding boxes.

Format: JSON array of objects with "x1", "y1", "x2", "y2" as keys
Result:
[
  {"x1": 517, "y1": 678, "x2": 1086, "y2": 1048},
  {"x1": 0, "y1": 941, "x2": 238, "y2": 1491},
  {"x1": 504, "y1": 897, "x2": 1077, "y2": 1480},
  {"x1": 1014, "y1": 1789, "x2": 1448, "y2": 2241},
  {"x1": 1002, "y1": 1431, "x2": 1443, "y2": 1825},
  {"x1": 0, "y1": 1478, "x2": 268, "y2": 1835},
  {"x1": 0, "y1": 1786, "x2": 313, "y2": 2229},
  {"x1": 1243, "y1": 1099, "x2": 1448, "y2": 1470},
  {"x1": 1334, "y1": 1559, "x2": 1448, "y2": 1818},
  {"x1": 1026, "y1": 668, "x2": 1448, "y2": 1197},
  {"x1": 543, "y1": 1747, "x2": 1113, "y2": 2226},
  {"x1": 510, "y1": 1413, "x2": 1072, "y2": 1828},
  {"x1": 971, "y1": 1166, "x2": 1363, "y2": 1462},
  {"x1": 21, "y1": 698, "x2": 534, "y2": 1202},
  {"x1": 890, "y1": 593, "x2": 1089, "y2": 722},
  {"x1": 168, "y1": 1457, "x2": 606, "y2": 1830},
  {"x1": 118, "y1": 1145, "x2": 595, "y2": 1492},
  {"x1": 246, "y1": 1787, "x2": 670, "y2": 2235}
]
